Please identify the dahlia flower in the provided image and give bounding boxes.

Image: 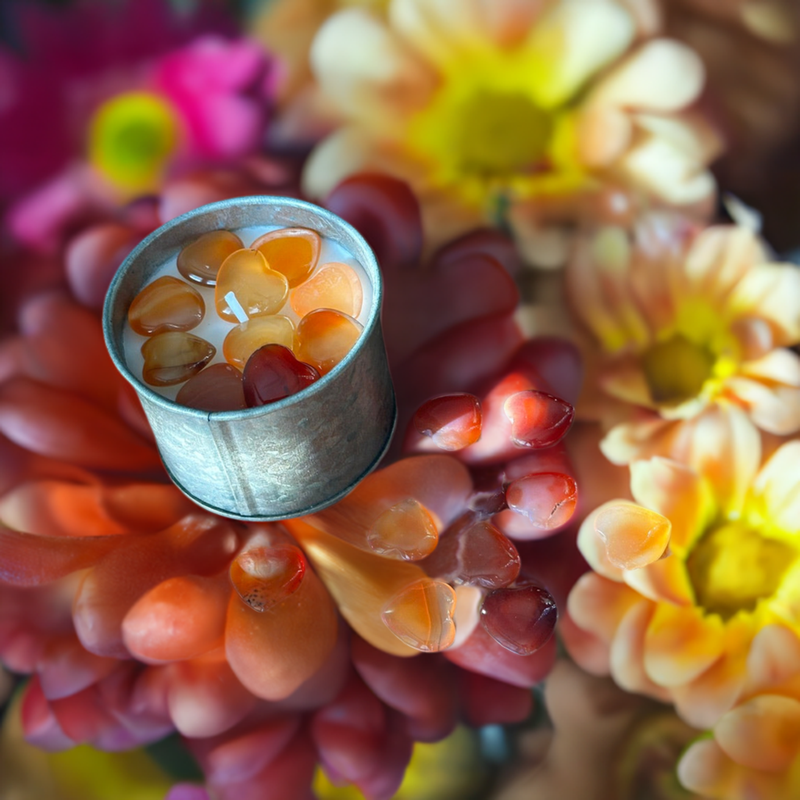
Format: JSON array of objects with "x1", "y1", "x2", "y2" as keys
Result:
[
  {"x1": 0, "y1": 0, "x2": 275, "y2": 252},
  {"x1": 0, "y1": 174, "x2": 582, "y2": 798},
  {"x1": 678, "y1": 625, "x2": 800, "y2": 799},
  {"x1": 301, "y1": 0, "x2": 720, "y2": 267},
  {"x1": 565, "y1": 213, "x2": 800, "y2": 465},
  {"x1": 566, "y1": 432, "x2": 800, "y2": 730}
]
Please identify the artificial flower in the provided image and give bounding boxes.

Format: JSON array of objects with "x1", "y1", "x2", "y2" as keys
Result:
[
  {"x1": 0, "y1": 174, "x2": 581, "y2": 798},
  {"x1": 566, "y1": 434, "x2": 800, "y2": 730},
  {"x1": 678, "y1": 625, "x2": 800, "y2": 800},
  {"x1": 0, "y1": 0, "x2": 275, "y2": 252},
  {"x1": 564, "y1": 212, "x2": 800, "y2": 465},
  {"x1": 301, "y1": 0, "x2": 721, "y2": 267}
]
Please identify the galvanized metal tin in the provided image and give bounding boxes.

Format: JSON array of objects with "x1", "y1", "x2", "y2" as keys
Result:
[{"x1": 103, "y1": 196, "x2": 396, "y2": 520}]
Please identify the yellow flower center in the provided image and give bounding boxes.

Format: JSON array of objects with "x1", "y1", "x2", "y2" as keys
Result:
[
  {"x1": 88, "y1": 91, "x2": 179, "y2": 194},
  {"x1": 453, "y1": 90, "x2": 554, "y2": 176},
  {"x1": 641, "y1": 334, "x2": 716, "y2": 405},
  {"x1": 686, "y1": 522, "x2": 797, "y2": 620},
  {"x1": 406, "y1": 49, "x2": 586, "y2": 210}
]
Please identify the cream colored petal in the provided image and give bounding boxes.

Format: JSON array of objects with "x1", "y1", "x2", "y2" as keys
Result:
[
  {"x1": 672, "y1": 653, "x2": 747, "y2": 729},
  {"x1": 727, "y1": 263, "x2": 800, "y2": 345},
  {"x1": 600, "y1": 416, "x2": 677, "y2": 465},
  {"x1": 567, "y1": 572, "x2": 640, "y2": 642},
  {"x1": 643, "y1": 603, "x2": 725, "y2": 687},
  {"x1": 677, "y1": 739, "x2": 738, "y2": 798},
  {"x1": 731, "y1": 317, "x2": 775, "y2": 362},
  {"x1": 616, "y1": 133, "x2": 717, "y2": 205},
  {"x1": 728, "y1": 264, "x2": 800, "y2": 347},
  {"x1": 742, "y1": 349, "x2": 800, "y2": 386},
  {"x1": 599, "y1": 360, "x2": 654, "y2": 407},
  {"x1": 478, "y1": 0, "x2": 550, "y2": 47},
  {"x1": 726, "y1": 377, "x2": 800, "y2": 436},
  {"x1": 746, "y1": 625, "x2": 800, "y2": 694},
  {"x1": 389, "y1": 0, "x2": 484, "y2": 67},
  {"x1": 752, "y1": 441, "x2": 800, "y2": 534},
  {"x1": 680, "y1": 404, "x2": 761, "y2": 516},
  {"x1": 564, "y1": 234, "x2": 629, "y2": 351},
  {"x1": 615, "y1": 0, "x2": 662, "y2": 35},
  {"x1": 591, "y1": 39, "x2": 704, "y2": 110},
  {"x1": 310, "y1": 8, "x2": 437, "y2": 128},
  {"x1": 577, "y1": 103, "x2": 633, "y2": 168},
  {"x1": 609, "y1": 599, "x2": 672, "y2": 701},
  {"x1": 630, "y1": 457, "x2": 713, "y2": 551},
  {"x1": 526, "y1": 0, "x2": 636, "y2": 108},
  {"x1": 684, "y1": 225, "x2": 769, "y2": 300},
  {"x1": 716, "y1": 695, "x2": 800, "y2": 772},
  {"x1": 576, "y1": 503, "x2": 626, "y2": 581},
  {"x1": 623, "y1": 556, "x2": 694, "y2": 607},
  {"x1": 634, "y1": 112, "x2": 723, "y2": 165}
]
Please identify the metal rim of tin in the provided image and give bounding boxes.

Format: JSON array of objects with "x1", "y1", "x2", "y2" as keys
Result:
[{"x1": 102, "y1": 195, "x2": 397, "y2": 521}]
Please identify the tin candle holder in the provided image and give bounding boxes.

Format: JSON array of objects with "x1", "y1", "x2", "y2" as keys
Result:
[{"x1": 103, "y1": 196, "x2": 397, "y2": 521}]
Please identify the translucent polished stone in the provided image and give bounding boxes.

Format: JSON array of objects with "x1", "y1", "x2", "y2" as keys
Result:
[
  {"x1": 296, "y1": 309, "x2": 362, "y2": 375},
  {"x1": 503, "y1": 390, "x2": 574, "y2": 448},
  {"x1": 128, "y1": 276, "x2": 204, "y2": 335},
  {"x1": 290, "y1": 261, "x2": 363, "y2": 319},
  {"x1": 366, "y1": 498, "x2": 438, "y2": 561},
  {"x1": 422, "y1": 518, "x2": 520, "y2": 589},
  {"x1": 214, "y1": 248, "x2": 288, "y2": 322},
  {"x1": 505, "y1": 472, "x2": 578, "y2": 530},
  {"x1": 230, "y1": 544, "x2": 306, "y2": 612},
  {"x1": 177, "y1": 229, "x2": 243, "y2": 286},
  {"x1": 242, "y1": 344, "x2": 320, "y2": 406},
  {"x1": 223, "y1": 315, "x2": 296, "y2": 370},
  {"x1": 251, "y1": 227, "x2": 321, "y2": 287},
  {"x1": 140, "y1": 331, "x2": 215, "y2": 386},
  {"x1": 412, "y1": 393, "x2": 482, "y2": 450},
  {"x1": 175, "y1": 363, "x2": 246, "y2": 411},
  {"x1": 381, "y1": 578, "x2": 456, "y2": 652},
  {"x1": 480, "y1": 583, "x2": 557, "y2": 655}
]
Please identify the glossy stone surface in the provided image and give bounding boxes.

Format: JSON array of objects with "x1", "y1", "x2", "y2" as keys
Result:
[
  {"x1": 223, "y1": 315, "x2": 296, "y2": 371},
  {"x1": 412, "y1": 393, "x2": 482, "y2": 450},
  {"x1": 296, "y1": 309, "x2": 362, "y2": 375},
  {"x1": 366, "y1": 498, "x2": 438, "y2": 561},
  {"x1": 290, "y1": 261, "x2": 363, "y2": 319},
  {"x1": 251, "y1": 227, "x2": 321, "y2": 288},
  {"x1": 381, "y1": 577, "x2": 456, "y2": 652},
  {"x1": 175, "y1": 363, "x2": 247, "y2": 411},
  {"x1": 505, "y1": 472, "x2": 578, "y2": 530},
  {"x1": 140, "y1": 331, "x2": 216, "y2": 386},
  {"x1": 128, "y1": 276, "x2": 204, "y2": 336},
  {"x1": 214, "y1": 248, "x2": 288, "y2": 322},
  {"x1": 422, "y1": 518, "x2": 520, "y2": 589},
  {"x1": 177, "y1": 229, "x2": 244, "y2": 286},
  {"x1": 480, "y1": 583, "x2": 557, "y2": 655},
  {"x1": 242, "y1": 344, "x2": 320, "y2": 407},
  {"x1": 503, "y1": 390, "x2": 574, "y2": 448}
]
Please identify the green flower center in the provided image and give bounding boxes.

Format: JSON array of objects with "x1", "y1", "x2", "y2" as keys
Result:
[
  {"x1": 88, "y1": 91, "x2": 179, "y2": 193},
  {"x1": 686, "y1": 522, "x2": 797, "y2": 620},
  {"x1": 641, "y1": 334, "x2": 715, "y2": 405},
  {"x1": 453, "y1": 91, "x2": 553, "y2": 176}
]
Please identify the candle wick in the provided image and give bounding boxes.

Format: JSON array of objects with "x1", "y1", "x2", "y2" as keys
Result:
[{"x1": 225, "y1": 291, "x2": 249, "y2": 323}]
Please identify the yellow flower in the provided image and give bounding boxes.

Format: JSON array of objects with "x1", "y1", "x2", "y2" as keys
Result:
[
  {"x1": 565, "y1": 214, "x2": 800, "y2": 464},
  {"x1": 565, "y1": 435, "x2": 800, "y2": 730},
  {"x1": 301, "y1": 0, "x2": 720, "y2": 265},
  {"x1": 678, "y1": 625, "x2": 800, "y2": 799}
]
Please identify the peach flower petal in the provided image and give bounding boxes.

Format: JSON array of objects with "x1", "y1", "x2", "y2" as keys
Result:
[
  {"x1": 594, "y1": 500, "x2": 671, "y2": 570},
  {"x1": 677, "y1": 739, "x2": 738, "y2": 798},
  {"x1": 716, "y1": 694, "x2": 800, "y2": 772},
  {"x1": 751, "y1": 440, "x2": 800, "y2": 534},
  {"x1": 629, "y1": 456, "x2": 713, "y2": 551},
  {"x1": 593, "y1": 39, "x2": 704, "y2": 109},
  {"x1": 643, "y1": 603, "x2": 725, "y2": 687},
  {"x1": 747, "y1": 625, "x2": 800, "y2": 693},
  {"x1": 567, "y1": 572, "x2": 640, "y2": 642}
]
